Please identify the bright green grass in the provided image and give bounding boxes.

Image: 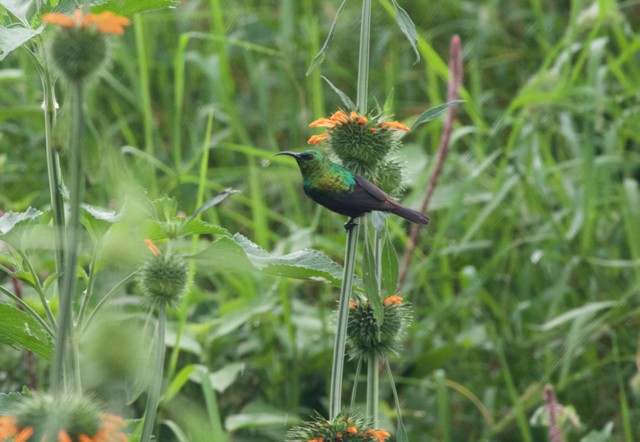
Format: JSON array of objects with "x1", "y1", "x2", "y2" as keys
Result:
[{"x1": 1, "y1": 1, "x2": 640, "y2": 440}]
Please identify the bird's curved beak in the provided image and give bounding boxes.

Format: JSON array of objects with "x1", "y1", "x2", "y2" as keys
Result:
[{"x1": 275, "y1": 151, "x2": 300, "y2": 159}]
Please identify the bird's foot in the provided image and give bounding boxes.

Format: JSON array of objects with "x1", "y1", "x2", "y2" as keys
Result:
[{"x1": 344, "y1": 217, "x2": 358, "y2": 231}]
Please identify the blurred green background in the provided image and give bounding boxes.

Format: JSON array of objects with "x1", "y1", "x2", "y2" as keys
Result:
[{"x1": 1, "y1": 0, "x2": 640, "y2": 440}]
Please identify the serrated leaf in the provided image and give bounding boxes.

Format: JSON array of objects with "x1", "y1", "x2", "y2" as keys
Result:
[
  {"x1": 179, "y1": 219, "x2": 229, "y2": 237},
  {"x1": 91, "y1": 0, "x2": 179, "y2": 16},
  {"x1": 0, "y1": 207, "x2": 42, "y2": 235},
  {"x1": 410, "y1": 100, "x2": 465, "y2": 130},
  {"x1": 194, "y1": 236, "x2": 254, "y2": 272},
  {"x1": 0, "y1": 0, "x2": 34, "y2": 23},
  {"x1": 0, "y1": 304, "x2": 53, "y2": 360},
  {"x1": 0, "y1": 391, "x2": 23, "y2": 414},
  {"x1": 322, "y1": 76, "x2": 356, "y2": 110},
  {"x1": 81, "y1": 203, "x2": 122, "y2": 240},
  {"x1": 0, "y1": 25, "x2": 43, "y2": 61},
  {"x1": 233, "y1": 233, "x2": 357, "y2": 287},
  {"x1": 390, "y1": 0, "x2": 420, "y2": 63},
  {"x1": 306, "y1": 0, "x2": 349, "y2": 75}
]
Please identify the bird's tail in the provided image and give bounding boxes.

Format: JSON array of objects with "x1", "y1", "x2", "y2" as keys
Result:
[{"x1": 390, "y1": 205, "x2": 430, "y2": 225}]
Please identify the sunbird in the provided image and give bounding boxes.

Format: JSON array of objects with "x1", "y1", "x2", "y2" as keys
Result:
[{"x1": 276, "y1": 150, "x2": 429, "y2": 228}]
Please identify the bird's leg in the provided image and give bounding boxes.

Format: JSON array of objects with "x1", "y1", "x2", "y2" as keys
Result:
[{"x1": 344, "y1": 217, "x2": 358, "y2": 231}]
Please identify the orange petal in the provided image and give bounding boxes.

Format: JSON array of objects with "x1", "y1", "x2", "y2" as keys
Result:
[
  {"x1": 78, "y1": 434, "x2": 93, "y2": 442},
  {"x1": 346, "y1": 425, "x2": 358, "y2": 434},
  {"x1": 144, "y1": 239, "x2": 161, "y2": 256},
  {"x1": 357, "y1": 115, "x2": 368, "y2": 124},
  {"x1": 383, "y1": 295, "x2": 403, "y2": 305},
  {"x1": 379, "y1": 121, "x2": 410, "y2": 131},
  {"x1": 58, "y1": 430, "x2": 73, "y2": 442},
  {"x1": 84, "y1": 11, "x2": 130, "y2": 35},
  {"x1": 309, "y1": 118, "x2": 336, "y2": 128},
  {"x1": 42, "y1": 12, "x2": 76, "y2": 27},
  {"x1": 307, "y1": 134, "x2": 329, "y2": 144},
  {"x1": 14, "y1": 426, "x2": 34, "y2": 442},
  {"x1": 349, "y1": 111, "x2": 360, "y2": 120},
  {"x1": 330, "y1": 110, "x2": 349, "y2": 124}
]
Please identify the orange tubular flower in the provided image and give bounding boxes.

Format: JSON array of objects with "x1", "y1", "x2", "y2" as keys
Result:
[
  {"x1": 383, "y1": 295, "x2": 403, "y2": 305},
  {"x1": 0, "y1": 417, "x2": 18, "y2": 440},
  {"x1": 13, "y1": 427, "x2": 34, "y2": 442},
  {"x1": 307, "y1": 133, "x2": 329, "y2": 145},
  {"x1": 363, "y1": 429, "x2": 391, "y2": 442},
  {"x1": 43, "y1": 9, "x2": 130, "y2": 35},
  {"x1": 346, "y1": 425, "x2": 358, "y2": 434},
  {"x1": 379, "y1": 121, "x2": 409, "y2": 131},
  {"x1": 309, "y1": 118, "x2": 336, "y2": 128},
  {"x1": 144, "y1": 239, "x2": 161, "y2": 256}
]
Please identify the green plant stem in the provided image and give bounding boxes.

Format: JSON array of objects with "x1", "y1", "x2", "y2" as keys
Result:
[
  {"x1": 134, "y1": 14, "x2": 157, "y2": 194},
  {"x1": 356, "y1": 0, "x2": 371, "y2": 114},
  {"x1": 329, "y1": 221, "x2": 360, "y2": 420},
  {"x1": 36, "y1": 47, "x2": 66, "y2": 322},
  {"x1": 17, "y1": 249, "x2": 56, "y2": 329},
  {"x1": 201, "y1": 366, "x2": 227, "y2": 441},
  {"x1": 141, "y1": 302, "x2": 167, "y2": 442},
  {"x1": 52, "y1": 79, "x2": 85, "y2": 394},
  {"x1": 366, "y1": 354, "x2": 379, "y2": 426}
]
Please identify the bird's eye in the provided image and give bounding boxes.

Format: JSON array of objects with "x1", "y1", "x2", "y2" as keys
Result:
[{"x1": 301, "y1": 153, "x2": 314, "y2": 160}]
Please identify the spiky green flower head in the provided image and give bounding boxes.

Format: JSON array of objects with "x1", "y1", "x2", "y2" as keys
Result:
[
  {"x1": 43, "y1": 10, "x2": 130, "y2": 82},
  {"x1": 285, "y1": 411, "x2": 391, "y2": 441},
  {"x1": 347, "y1": 295, "x2": 412, "y2": 360},
  {"x1": 374, "y1": 157, "x2": 406, "y2": 195},
  {"x1": 4, "y1": 393, "x2": 127, "y2": 442},
  {"x1": 138, "y1": 240, "x2": 189, "y2": 308},
  {"x1": 308, "y1": 110, "x2": 409, "y2": 179}
]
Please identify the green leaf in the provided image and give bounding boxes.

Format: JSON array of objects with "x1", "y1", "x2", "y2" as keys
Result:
[
  {"x1": 306, "y1": 0, "x2": 349, "y2": 75},
  {"x1": 0, "y1": 303, "x2": 53, "y2": 360},
  {"x1": 209, "y1": 362, "x2": 245, "y2": 393},
  {"x1": 381, "y1": 234, "x2": 399, "y2": 296},
  {"x1": 184, "y1": 188, "x2": 240, "y2": 225},
  {"x1": 410, "y1": 100, "x2": 465, "y2": 130},
  {"x1": 0, "y1": 0, "x2": 34, "y2": 23},
  {"x1": 0, "y1": 391, "x2": 23, "y2": 414},
  {"x1": 225, "y1": 412, "x2": 293, "y2": 431},
  {"x1": 233, "y1": 234, "x2": 356, "y2": 287},
  {"x1": 91, "y1": 0, "x2": 179, "y2": 16},
  {"x1": 390, "y1": 0, "x2": 420, "y2": 63},
  {"x1": 81, "y1": 203, "x2": 122, "y2": 240},
  {"x1": 537, "y1": 301, "x2": 615, "y2": 331},
  {"x1": 363, "y1": 234, "x2": 383, "y2": 326},
  {"x1": 163, "y1": 364, "x2": 197, "y2": 403},
  {"x1": 179, "y1": 219, "x2": 229, "y2": 237},
  {"x1": 194, "y1": 236, "x2": 255, "y2": 273},
  {"x1": 0, "y1": 25, "x2": 43, "y2": 61},
  {"x1": 322, "y1": 75, "x2": 356, "y2": 110},
  {"x1": 0, "y1": 207, "x2": 42, "y2": 235}
]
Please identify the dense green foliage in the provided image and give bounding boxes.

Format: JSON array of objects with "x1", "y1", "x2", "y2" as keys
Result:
[{"x1": 1, "y1": 0, "x2": 640, "y2": 441}]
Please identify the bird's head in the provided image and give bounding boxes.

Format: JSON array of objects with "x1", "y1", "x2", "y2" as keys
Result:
[{"x1": 276, "y1": 150, "x2": 326, "y2": 175}]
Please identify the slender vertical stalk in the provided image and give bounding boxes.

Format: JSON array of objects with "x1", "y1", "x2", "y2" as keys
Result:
[
  {"x1": 39, "y1": 50, "x2": 66, "y2": 310},
  {"x1": 52, "y1": 80, "x2": 85, "y2": 393},
  {"x1": 134, "y1": 14, "x2": 157, "y2": 193},
  {"x1": 329, "y1": 221, "x2": 360, "y2": 420},
  {"x1": 366, "y1": 354, "x2": 379, "y2": 425},
  {"x1": 141, "y1": 303, "x2": 167, "y2": 442},
  {"x1": 356, "y1": 0, "x2": 371, "y2": 114}
]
